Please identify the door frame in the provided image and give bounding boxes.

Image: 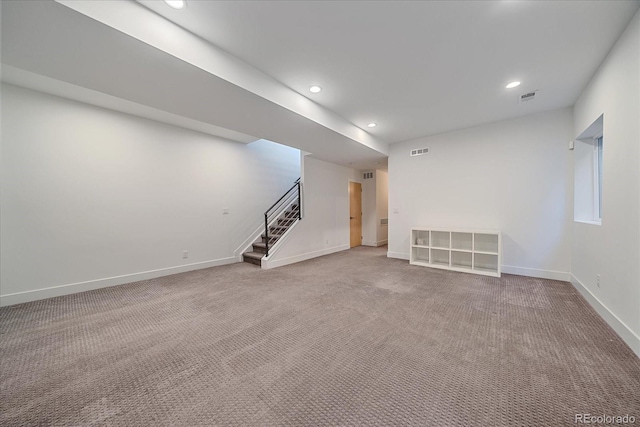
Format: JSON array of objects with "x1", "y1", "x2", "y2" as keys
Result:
[{"x1": 348, "y1": 179, "x2": 363, "y2": 248}]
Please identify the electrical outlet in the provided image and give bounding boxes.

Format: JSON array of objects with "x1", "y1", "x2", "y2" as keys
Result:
[
  {"x1": 596, "y1": 274, "x2": 600, "y2": 288},
  {"x1": 183, "y1": 250, "x2": 188, "y2": 259}
]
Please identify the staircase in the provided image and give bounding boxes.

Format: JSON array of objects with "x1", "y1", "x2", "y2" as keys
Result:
[
  {"x1": 243, "y1": 179, "x2": 302, "y2": 266},
  {"x1": 243, "y1": 204, "x2": 299, "y2": 266}
]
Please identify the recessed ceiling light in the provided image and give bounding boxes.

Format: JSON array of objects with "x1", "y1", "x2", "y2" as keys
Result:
[
  {"x1": 506, "y1": 81, "x2": 521, "y2": 89},
  {"x1": 367, "y1": 122, "x2": 377, "y2": 128},
  {"x1": 309, "y1": 86, "x2": 322, "y2": 93},
  {"x1": 164, "y1": 0, "x2": 186, "y2": 10}
]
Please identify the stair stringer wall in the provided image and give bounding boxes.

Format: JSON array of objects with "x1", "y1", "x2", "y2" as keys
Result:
[{"x1": 260, "y1": 219, "x2": 301, "y2": 268}]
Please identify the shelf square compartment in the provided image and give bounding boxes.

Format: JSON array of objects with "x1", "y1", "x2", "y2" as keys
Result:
[
  {"x1": 451, "y1": 251, "x2": 472, "y2": 269},
  {"x1": 412, "y1": 247, "x2": 429, "y2": 263},
  {"x1": 474, "y1": 253, "x2": 498, "y2": 273},
  {"x1": 413, "y1": 230, "x2": 430, "y2": 246},
  {"x1": 451, "y1": 232, "x2": 472, "y2": 251},
  {"x1": 431, "y1": 248, "x2": 450, "y2": 266},
  {"x1": 474, "y1": 233, "x2": 499, "y2": 253},
  {"x1": 430, "y1": 231, "x2": 450, "y2": 249}
]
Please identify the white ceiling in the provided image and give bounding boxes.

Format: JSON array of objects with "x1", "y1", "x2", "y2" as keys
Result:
[
  {"x1": 1, "y1": 0, "x2": 389, "y2": 169},
  {"x1": 140, "y1": 0, "x2": 639, "y2": 143},
  {"x1": 1, "y1": 0, "x2": 638, "y2": 170}
]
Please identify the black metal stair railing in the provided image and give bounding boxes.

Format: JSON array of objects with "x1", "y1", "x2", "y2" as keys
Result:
[{"x1": 264, "y1": 178, "x2": 302, "y2": 256}]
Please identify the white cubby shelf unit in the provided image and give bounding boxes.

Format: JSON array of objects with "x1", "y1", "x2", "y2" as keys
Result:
[{"x1": 410, "y1": 228, "x2": 501, "y2": 277}]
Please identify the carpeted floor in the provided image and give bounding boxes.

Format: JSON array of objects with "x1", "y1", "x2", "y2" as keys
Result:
[{"x1": 1, "y1": 246, "x2": 638, "y2": 426}]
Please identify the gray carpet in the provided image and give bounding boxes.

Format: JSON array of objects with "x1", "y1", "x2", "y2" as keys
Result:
[{"x1": 1, "y1": 246, "x2": 638, "y2": 426}]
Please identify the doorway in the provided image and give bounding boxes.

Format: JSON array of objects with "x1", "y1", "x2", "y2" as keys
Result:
[{"x1": 349, "y1": 181, "x2": 362, "y2": 247}]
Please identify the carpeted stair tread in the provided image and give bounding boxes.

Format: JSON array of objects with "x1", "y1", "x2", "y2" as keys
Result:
[
  {"x1": 252, "y1": 242, "x2": 268, "y2": 254},
  {"x1": 243, "y1": 252, "x2": 264, "y2": 260},
  {"x1": 242, "y1": 251, "x2": 263, "y2": 266}
]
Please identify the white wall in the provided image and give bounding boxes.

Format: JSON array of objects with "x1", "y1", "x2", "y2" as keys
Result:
[
  {"x1": 388, "y1": 108, "x2": 574, "y2": 280},
  {"x1": 376, "y1": 170, "x2": 389, "y2": 245},
  {"x1": 361, "y1": 169, "x2": 388, "y2": 247},
  {"x1": 263, "y1": 156, "x2": 359, "y2": 268},
  {"x1": 362, "y1": 171, "x2": 377, "y2": 246},
  {"x1": 572, "y1": 10, "x2": 639, "y2": 356},
  {"x1": 0, "y1": 84, "x2": 300, "y2": 305}
]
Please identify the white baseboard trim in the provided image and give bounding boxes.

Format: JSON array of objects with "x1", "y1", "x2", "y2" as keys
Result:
[
  {"x1": 387, "y1": 251, "x2": 410, "y2": 261},
  {"x1": 0, "y1": 257, "x2": 237, "y2": 307},
  {"x1": 262, "y1": 244, "x2": 350, "y2": 269},
  {"x1": 362, "y1": 240, "x2": 388, "y2": 248},
  {"x1": 570, "y1": 275, "x2": 640, "y2": 358},
  {"x1": 501, "y1": 265, "x2": 571, "y2": 281},
  {"x1": 384, "y1": 255, "x2": 570, "y2": 282}
]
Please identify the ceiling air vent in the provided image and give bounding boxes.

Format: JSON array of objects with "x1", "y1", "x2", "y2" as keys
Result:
[
  {"x1": 363, "y1": 172, "x2": 374, "y2": 179},
  {"x1": 519, "y1": 90, "x2": 538, "y2": 103},
  {"x1": 410, "y1": 147, "x2": 429, "y2": 157}
]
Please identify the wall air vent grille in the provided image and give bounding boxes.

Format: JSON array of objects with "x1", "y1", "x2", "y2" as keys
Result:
[
  {"x1": 519, "y1": 91, "x2": 538, "y2": 103},
  {"x1": 410, "y1": 148, "x2": 429, "y2": 157},
  {"x1": 363, "y1": 172, "x2": 374, "y2": 179}
]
